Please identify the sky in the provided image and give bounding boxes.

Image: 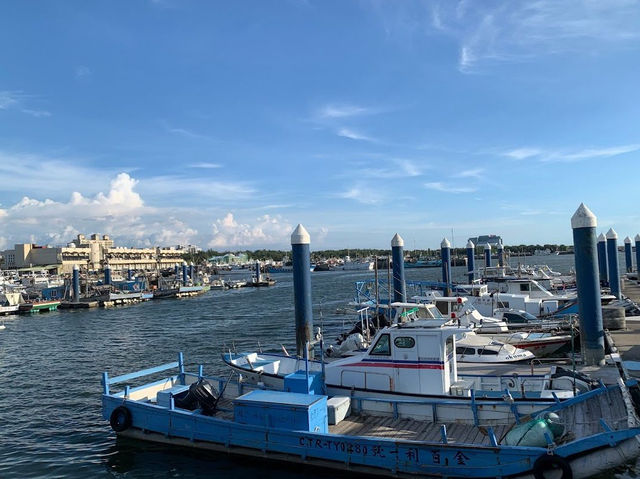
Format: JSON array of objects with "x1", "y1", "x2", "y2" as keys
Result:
[{"x1": 1, "y1": 1, "x2": 640, "y2": 252}]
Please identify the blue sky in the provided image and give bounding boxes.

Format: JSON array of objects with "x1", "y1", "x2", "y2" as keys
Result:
[{"x1": 1, "y1": 1, "x2": 640, "y2": 251}]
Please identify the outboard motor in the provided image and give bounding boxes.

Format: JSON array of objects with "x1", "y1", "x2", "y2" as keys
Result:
[{"x1": 173, "y1": 379, "x2": 220, "y2": 415}]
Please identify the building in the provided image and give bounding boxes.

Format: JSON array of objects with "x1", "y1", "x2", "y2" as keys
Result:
[
  {"x1": 208, "y1": 253, "x2": 249, "y2": 265},
  {"x1": 2, "y1": 233, "x2": 185, "y2": 274},
  {"x1": 468, "y1": 235, "x2": 503, "y2": 248}
]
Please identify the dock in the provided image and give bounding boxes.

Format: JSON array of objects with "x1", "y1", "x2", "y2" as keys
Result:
[{"x1": 608, "y1": 278, "x2": 640, "y2": 361}]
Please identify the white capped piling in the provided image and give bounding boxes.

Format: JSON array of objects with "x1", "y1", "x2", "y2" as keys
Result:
[
  {"x1": 484, "y1": 243, "x2": 492, "y2": 268},
  {"x1": 624, "y1": 236, "x2": 633, "y2": 273},
  {"x1": 255, "y1": 261, "x2": 261, "y2": 283},
  {"x1": 182, "y1": 262, "x2": 188, "y2": 286},
  {"x1": 174, "y1": 263, "x2": 179, "y2": 277},
  {"x1": 597, "y1": 233, "x2": 608, "y2": 284},
  {"x1": 466, "y1": 240, "x2": 475, "y2": 283},
  {"x1": 636, "y1": 234, "x2": 640, "y2": 280},
  {"x1": 391, "y1": 234, "x2": 406, "y2": 303},
  {"x1": 292, "y1": 224, "x2": 313, "y2": 358},
  {"x1": 104, "y1": 262, "x2": 112, "y2": 286},
  {"x1": 497, "y1": 241, "x2": 504, "y2": 267},
  {"x1": 606, "y1": 228, "x2": 621, "y2": 299},
  {"x1": 441, "y1": 238, "x2": 451, "y2": 296},
  {"x1": 571, "y1": 203, "x2": 604, "y2": 366},
  {"x1": 190, "y1": 262, "x2": 195, "y2": 282},
  {"x1": 72, "y1": 264, "x2": 80, "y2": 302}
]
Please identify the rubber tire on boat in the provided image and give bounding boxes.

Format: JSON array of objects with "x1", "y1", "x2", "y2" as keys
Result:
[
  {"x1": 109, "y1": 406, "x2": 132, "y2": 432},
  {"x1": 532, "y1": 454, "x2": 572, "y2": 479}
]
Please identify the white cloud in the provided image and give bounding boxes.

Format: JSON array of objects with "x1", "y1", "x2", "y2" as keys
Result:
[
  {"x1": 0, "y1": 90, "x2": 51, "y2": 117},
  {"x1": 454, "y1": 167, "x2": 484, "y2": 179},
  {"x1": 424, "y1": 182, "x2": 476, "y2": 193},
  {"x1": 75, "y1": 66, "x2": 92, "y2": 78},
  {"x1": 337, "y1": 128, "x2": 374, "y2": 141},
  {"x1": 209, "y1": 213, "x2": 292, "y2": 248},
  {"x1": 503, "y1": 144, "x2": 640, "y2": 162},
  {"x1": 188, "y1": 162, "x2": 222, "y2": 169},
  {"x1": 337, "y1": 185, "x2": 381, "y2": 204},
  {"x1": 318, "y1": 104, "x2": 370, "y2": 119}
]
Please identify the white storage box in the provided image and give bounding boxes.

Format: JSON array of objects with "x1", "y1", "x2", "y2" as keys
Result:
[{"x1": 327, "y1": 396, "x2": 351, "y2": 425}]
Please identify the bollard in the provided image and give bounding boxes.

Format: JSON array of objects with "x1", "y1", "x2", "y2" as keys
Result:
[
  {"x1": 597, "y1": 233, "x2": 608, "y2": 285},
  {"x1": 391, "y1": 234, "x2": 406, "y2": 303},
  {"x1": 636, "y1": 234, "x2": 640, "y2": 281},
  {"x1": 127, "y1": 267, "x2": 133, "y2": 281},
  {"x1": 182, "y1": 262, "x2": 188, "y2": 286},
  {"x1": 484, "y1": 243, "x2": 492, "y2": 268},
  {"x1": 72, "y1": 264, "x2": 80, "y2": 302},
  {"x1": 441, "y1": 238, "x2": 451, "y2": 296},
  {"x1": 606, "y1": 229, "x2": 621, "y2": 299},
  {"x1": 174, "y1": 263, "x2": 179, "y2": 278},
  {"x1": 292, "y1": 224, "x2": 314, "y2": 359},
  {"x1": 466, "y1": 240, "x2": 475, "y2": 283},
  {"x1": 104, "y1": 262, "x2": 112, "y2": 286},
  {"x1": 255, "y1": 261, "x2": 261, "y2": 284},
  {"x1": 497, "y1": 242, "x2": 504, "y2": 267},
  {"x1": 571, "y1": 203, "x2": 604, "y2": 366},
  {"x1": 624, "y1": 236, "x2": 633, "y2": 273}
]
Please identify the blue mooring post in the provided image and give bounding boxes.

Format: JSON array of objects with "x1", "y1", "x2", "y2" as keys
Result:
[
  {"x1": 597, "y1": 233, "x2": 608, "y2": 285},
  {"x1": 484, "y1": 243, "x2": 492, "y2": 268},
  {"x1": 391, "y1": 234, "x2": 406, "y2": 303},
  {"x1": 292, "y1": 224, "x2": 313, "y2": 359},
  {"x1": 636, "y1": 234, "x2": 640, "y2": 281},
  {"x1": 255, "y1": 261, "x2": 261, "y2": 283},
  {"x1": 127, "y1": 267, "x2": 133, "y2": 281},
  {"x1": 190, "y1": 262, "x2": 195, "y2": 283},
  {"x1": 571, "y1": 203, "x2": 604, "y2": 366},
  {"x1": 624, "y1": 236, "x2": 633, "y2": 273},
  {"x1": 72, "y1": 264, "x2": 80, "y2": 302},
  {"x1": 606, "y1": 228, "x2": 621, "y2": 299},
  {"x1": 441, "y1": 238, "x2": 451, "y2": 296},
  {"x1": 174, "y1": 263, "x2": 179, "y2": 277},
  {"x1": 466, "y1": 240, "x2": 475, "y2": 283},
  {"x1": 497, "y1": 242, "x2": 504, "y2": 267},
  {"x1": 104, "y1": 263, "x2": 111, "y2": 285},
  {"x1": 182, "y1": 262, "x2": 188, "y2": 286}
]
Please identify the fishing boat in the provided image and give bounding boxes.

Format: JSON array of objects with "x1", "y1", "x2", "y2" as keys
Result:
[
  {"x1": 103, "y1": 353, "x2": 640, "y2": 479},
  {"x1": 18, "y1": 299, "x2": 60, "y2": 313}
]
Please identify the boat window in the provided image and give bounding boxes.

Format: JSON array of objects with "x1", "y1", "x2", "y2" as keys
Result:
[
  {"x1": 394, "y1": 337, "x2": 415, "y2": 349},
  {"x1": 435, "y1": 301, "x2": 448, "y2": 315},
  {"x1": 504, "y1": 312, "x2": 526, "y2": 324},
  {"x1": 456, "y1": 347, "x2": 475, "y2": 355},
  {"x1": 370, "y1": 334, "x2": 391, "y2": 356},
  {"x1": 519, "y1": 284, "x2": 530, "y2": 292},
  {"x1": 479, "y1": 349, "x2": 499, "y2": 355},
  {"x1": 446, "y1": 337, "x2": 454, "y2": 357}
]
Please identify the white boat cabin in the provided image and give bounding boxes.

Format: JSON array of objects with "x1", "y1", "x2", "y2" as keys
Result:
[{"x1": 324, "y1": 319, "x2": 470, "y2": 396}]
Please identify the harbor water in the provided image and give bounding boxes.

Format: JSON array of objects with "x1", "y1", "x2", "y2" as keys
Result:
[{"x1": 0, "y1": 255, "x2": 635, "y2": 478}]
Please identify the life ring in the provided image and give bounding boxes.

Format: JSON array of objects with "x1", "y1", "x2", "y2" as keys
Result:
[
  {"x1": 109, "y1": 406, "x2": 132, "y2": 432},
  {"x1": 533, "y1": 454, "x2": 572, "y2": 479}
]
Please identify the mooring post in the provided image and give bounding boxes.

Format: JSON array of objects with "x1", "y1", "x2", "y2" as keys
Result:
[
  {"x1": 255, "y1": 260, "x2": 261, "y2": 283},
  {"x1": 636, "y1": 234, "x2": 640, "y2": 282},
  {"x1": 104, "y1": 262, "x2": 111, "y2": 286},
  {"x1": 484, "y1": 243, "x2": 492, "y2": 268},
  {"x1": 174, "y1": 263, "x2": 179, "y2": 278},
  {"x1": 182, "y1": 262, "x2": 188, "y2": 286},
  {"x1": 607, "y1": 229, "x2": 621, "y2": 299},
  {"x1": 72, "y1": 264, "x2": 80, "y2": 302},
  {"x1": 441, "y1": 238, "x2": 451, "y2": 296},
  {"x1": 571, "y1": 203, "x2": 605, "y2": 366},
  {"x1": 466, "y1": 240, "x2": 475, "y2": 284},
  {"x1": 292, "y1": 224, "x2": 313, "y2": 359},
  {"x1": 497, "y1": 241, "x2": 504, "y2": 267},
  {"x1": 127, "y1": 267, "x2": 133, "y2": 281},
  {"x1": 391, "y1": 234, "x2": 406, "y2": 303},
  {"x1": 624, "y1": 236, "x2": 633, "y2": 273},
  {"x1": 597, "y1": 233, "x2": 608, "y2": 285}
]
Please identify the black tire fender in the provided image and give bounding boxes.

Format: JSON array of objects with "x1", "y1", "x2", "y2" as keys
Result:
[
  {"x1": 109, "y1": 406, "x2": 132, "y2": 432},
  {"x1": 533, "y1": 454, "x2": 573, "y2": 479}
]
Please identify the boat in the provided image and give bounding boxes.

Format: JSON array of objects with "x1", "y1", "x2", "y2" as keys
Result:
[
  {"x1": 339, "y1": 256, "x2": 374, "y2": 271},
  {"x1": 454, "y1": 332, "x2": 534, "y2": 363},
  {"x1": 18, "y1": 299, "x2": 60, "y2": 313},
  {"x1": 103, "y1": 353, "x2": 640, "y2": 479},
  {"x1": 209, "y1": 278, "x2": 225, "y2": 290}
]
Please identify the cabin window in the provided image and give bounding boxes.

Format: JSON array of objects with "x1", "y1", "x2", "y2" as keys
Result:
[
  {"x1": 394, "y1": 337, "x2": 415, "y2": 349},
  {"x1": 456, "y1": 347, "x2": 475, "y2": 355},
  {"x1": 479, "y1": 349, "x2": 498, "y2": 356},
  {"x1": 504, "y1": 312, "x2": 526, "y2": 324},
  {"x1": 519, "y1": 284, "x2": 530, "y2": 292},
  {"x1": 435, "y1": 301, "x2": 448, "y2": 315},
  {"x1": 370, "y1": 334, "x2": 391, "y2": 356}
]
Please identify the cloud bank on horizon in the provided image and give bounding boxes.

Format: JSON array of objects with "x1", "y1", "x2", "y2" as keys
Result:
[{"x1": 1, "y1": 1, "x2": 639, "y2": 251}]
